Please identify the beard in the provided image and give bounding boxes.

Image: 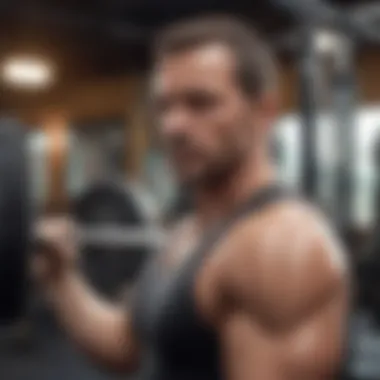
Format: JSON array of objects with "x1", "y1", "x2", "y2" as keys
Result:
[{"x1": 177, "y1": 147, "x2": 246, "y2": 193}]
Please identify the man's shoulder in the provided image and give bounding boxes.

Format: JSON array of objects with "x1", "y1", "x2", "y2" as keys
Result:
[
  {"x1": 230, "y1": 198, "x2": 348, "y2": 279},
  {"x1": 258, "y1": 197, "x2": 330, "y2": 234},
  {"x1": 271, "y1": 200, "x2": 347, "y2": 270},
  {"x1": 220, "y1": 199, "x2": 349, "y2": 325}
]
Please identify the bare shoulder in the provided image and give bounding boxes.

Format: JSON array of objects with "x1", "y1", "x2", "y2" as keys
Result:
[
  {"x1": 220, "y1": 199, "x2": 349, "y2": 325},
  {"x1": 281, "y1": 200, "x2": 345, "y2": 263},
  {"x1": 238, "y1": 199, "x2": 348, "y2": 278}
]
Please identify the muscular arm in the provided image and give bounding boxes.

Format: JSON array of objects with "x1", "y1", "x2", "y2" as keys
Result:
[
  {"x1": 48, "y1": 271, "x2": 140, "y2": 373},
  {"x1": 217, "y1": 206, "x2": 350, "y2": 380},
  {"x1": 34, "y1": 217, "x2": 141, "y2": 373}
]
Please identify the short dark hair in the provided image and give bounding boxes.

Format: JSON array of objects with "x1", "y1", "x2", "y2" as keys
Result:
[{"x1": 154, "y1": 15, "x2": 277, "y2": 97}]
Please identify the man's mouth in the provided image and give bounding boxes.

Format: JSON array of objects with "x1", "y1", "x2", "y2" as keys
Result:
[{"x1": 171, "y1": 146, "x2": 200, "y2": 162}]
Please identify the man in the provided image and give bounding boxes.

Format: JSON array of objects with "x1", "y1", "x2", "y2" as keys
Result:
[{"x1": 35, "y1": 15, "x2": 350, "y2": 380}]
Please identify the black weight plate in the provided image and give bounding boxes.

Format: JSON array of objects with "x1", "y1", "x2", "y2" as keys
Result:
[
  {"x1": 73, "y1": 180, "x2": 144, "y2": 225},
  {"x1": 0, "y1": 119, "x2": 30, "y2": 324},
  {"x1": 73, "y1": 180, "x2": 151, "y2": 298}
]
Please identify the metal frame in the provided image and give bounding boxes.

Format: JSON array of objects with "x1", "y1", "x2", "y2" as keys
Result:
[{"x1": 272, "y1": 0, "x2": 380, "y2": 44}]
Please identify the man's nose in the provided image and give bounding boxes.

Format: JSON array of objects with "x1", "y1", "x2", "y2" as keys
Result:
[{"x1": 162, "y1": 110, "x2": 191, "y2": 136}]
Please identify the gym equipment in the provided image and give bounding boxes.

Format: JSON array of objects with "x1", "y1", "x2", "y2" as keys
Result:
[
  {"x1": 30, "y1": 181, "x2": 165, "y2": 251},
  {"x1": 73, "y1": 181, "x2": 160, "y2": 298},
  {"x1": 74, "y1": 179, "x2": 146, "y2": 223},
  {"x1": 0, "y1": 121, "x2": 162, "y2": 323},
  {"x1": 272, "y1": 0, "x2": 378, "y2": 209},
  {"x1": 0, "y1": 119, "x2": 29, "y2": 324},
  {"x1": 331, "y1": 34, "x2": 356, "y2": 228},
  {"x1": 72, "y1": 180, "x2": 164, "y2": 248},
  {"x1": 298, "y1": 26, "x2": 319, "y2": 199}
]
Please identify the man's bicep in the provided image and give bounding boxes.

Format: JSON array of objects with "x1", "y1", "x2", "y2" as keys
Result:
[
  {"x1": 277, "y1": 294, "x2": 347, "y2": 378},
  {"x1": 219, "y1": 292, "x2": 347, "y2": 380},
  {"x1": 218, "y1": 212, "x2": 349, "y2": 379},
  {"x1": 239, "y1": 216, "x2": 347, "y2": 328}
]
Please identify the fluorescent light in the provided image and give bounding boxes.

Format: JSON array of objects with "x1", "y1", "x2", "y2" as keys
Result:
[{"x1": 1, "y1": 56, "x2": 55, "y2": 89}]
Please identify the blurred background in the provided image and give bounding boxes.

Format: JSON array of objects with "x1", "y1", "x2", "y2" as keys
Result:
[{"x1": 0, "y1": 0, "x2": 379, "y2": 379}]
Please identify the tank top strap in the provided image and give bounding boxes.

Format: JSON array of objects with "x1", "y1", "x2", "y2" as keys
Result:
[{"x1": 191, "y1": 183, "x2": 293, "y2": 264}]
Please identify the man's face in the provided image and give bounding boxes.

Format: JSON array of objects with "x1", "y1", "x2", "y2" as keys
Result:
[{"x1": 152, "y1": 44, "x2": 267, "y2": 186}]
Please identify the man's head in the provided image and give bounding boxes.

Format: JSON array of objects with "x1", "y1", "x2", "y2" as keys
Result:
[{"x1": 151, "y1": 15, "x2": 278, "y2": 187}]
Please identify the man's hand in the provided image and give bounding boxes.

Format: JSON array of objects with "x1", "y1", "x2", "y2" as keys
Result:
[{"x1": 31, "y1": 216, "x2": 78, "y2": 287}]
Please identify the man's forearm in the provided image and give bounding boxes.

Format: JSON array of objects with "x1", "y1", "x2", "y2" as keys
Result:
[{"x1": 48, "y1": 270, "x2": 140, "y2": 372}]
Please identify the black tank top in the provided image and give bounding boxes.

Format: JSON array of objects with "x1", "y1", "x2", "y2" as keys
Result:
[{"x1": 132, "y1": 185, "x2": 289, "y2": 380}]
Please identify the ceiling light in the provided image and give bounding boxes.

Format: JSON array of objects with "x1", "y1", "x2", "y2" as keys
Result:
[{"x1": 1, "y1": 56, "x2": 55, "y2": 89}]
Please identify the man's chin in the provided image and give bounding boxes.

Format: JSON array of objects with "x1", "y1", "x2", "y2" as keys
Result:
[
  {"x1": 178, "y1": 170, "x2": 223, "y2": 190},
  {"x1": 177, "y1": 175, "x2": 199, "y2": 188},
  {"x1": 176, "y1": 170, "x2": 205, "y2": 188}
]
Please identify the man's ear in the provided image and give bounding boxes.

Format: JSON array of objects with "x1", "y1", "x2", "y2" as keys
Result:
[{"x1": 258, "y1": 90, "x2": 279, "y2": 128}]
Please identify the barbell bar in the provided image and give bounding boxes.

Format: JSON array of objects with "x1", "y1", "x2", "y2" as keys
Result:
[
  {"x1": 76, "y1": 225, "x2": 165, "y2": 249},
  {"x1": 33, "y1": 225, "x2": 166, "y2": 251}
]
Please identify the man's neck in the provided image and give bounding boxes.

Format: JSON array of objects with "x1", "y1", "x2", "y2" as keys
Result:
[{"x1": 194, "y1": 151, "x2": 276, "y2": 227}]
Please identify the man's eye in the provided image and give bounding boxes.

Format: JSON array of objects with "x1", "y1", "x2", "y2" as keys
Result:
[{"x1": 185, "y1": 93, "x2": 217, "y2": 111}]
